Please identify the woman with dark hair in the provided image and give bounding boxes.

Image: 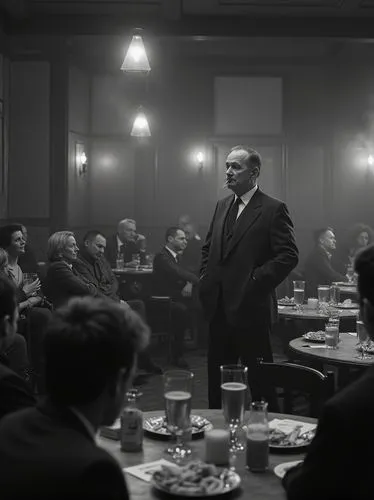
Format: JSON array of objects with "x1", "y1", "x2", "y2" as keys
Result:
[
  {"x1": 43, "y1": 231, "x2": 101, "y2": 309},
  {"x1": 334, "y1": 223, "x2": 374, "y2": 275},
  {"x1": 0, "y1": 224, "x2": 41, "y2": 312},
  {"x1": 0, "y1": 273, "x2": 35, "y2": 418}
]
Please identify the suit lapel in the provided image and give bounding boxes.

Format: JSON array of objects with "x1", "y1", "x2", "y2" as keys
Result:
[{"x1": 223, "y1": 189, "x2": 263, "y2": 261}]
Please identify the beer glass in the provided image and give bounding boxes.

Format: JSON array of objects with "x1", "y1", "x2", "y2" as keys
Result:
[
  {"x1": 293, "y1": 281, "x2": 305, "y2": 311},
  {"x1": 355, "y1": 320, "x2": 372, "y2": 360},
  {"x1": 221, "y1": 364, "x2": 249, "y2": 452},
  {"x1": 164, "y1": 370, "x2": 194, "y2": 461}
]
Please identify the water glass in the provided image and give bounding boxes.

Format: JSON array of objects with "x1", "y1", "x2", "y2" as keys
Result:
[
  {"x1": 330, "y1": 285, "x2": 340, "y2": 305},
  {"x1": 132, "y1": 253, "x2": 141, "y2": 269},
  {"x1": 325, "y1": 322, "x2": 339, "y2": 349},
  {"x1": 356, "y1": 319, "x2": 371, "y2": 359},
  {"x1": 293, "y1": 280, "x2": 305, "y2": 310},
  {"x1": 164, "y1": 370, "x2": 194, "y2": 461},
  {"x1": 246, "y1": 401, "x2": 269, "y2": 472},
  {"x1": 23, "y1": 272, "x2": 38, "y2": 286},
  {"x1": 346, "y1": 264, "x2": 355, "y2": 284},
  {"x1": 221, "y1": 364, "x2": 249, "y2": 452},
  {"x1": 116, "y1": 255, "x2": 124, "y2": 269}
]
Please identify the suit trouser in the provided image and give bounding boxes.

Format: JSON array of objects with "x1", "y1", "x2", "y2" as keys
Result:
[{"x1": 208, "y1": 300, "x2": 274, "y2": 409}]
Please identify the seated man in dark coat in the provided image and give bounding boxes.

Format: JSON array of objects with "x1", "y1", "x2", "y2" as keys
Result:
[
  {"x1": 0, "y1": 274, "x2": 36, "y2": 420},
  {"x1": 105, "y1": 218, "x2": 147, "y2": 268},
  {"x1": 153, "y1": 227, "x2": 199, "y2": 368},
  {"x1": 179, "y1": 223, "x2": 203, "y2": 276},
  {"x1": 283, "y1": 243, "x2": 374, "y2": 500},
  {"x1": 304, "y1": 227, "x2": 345, "y2": 297},
  {"x1": 74, "y1": 230, "x2": 161, "y2": 375},
  {"x1": 0, "y1": 296, "x2": 149, "y2": 499}
]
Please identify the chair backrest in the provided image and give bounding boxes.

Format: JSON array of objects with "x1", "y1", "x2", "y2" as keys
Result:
[{"x1": 257, "y1": 358, "x2": 335, "y2": 417}]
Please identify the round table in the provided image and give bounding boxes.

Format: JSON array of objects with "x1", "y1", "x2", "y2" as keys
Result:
[
  {"x1": 278, "y1": 305, "x2": 358, "y2": 321},
  {"x1": 98, "y1": 410, "x2": 316, "y2": 500},
  {"x1": 113, "y1": 267, "x2": 153, "y2": 299},
  {"x1": 113, "y1": 267, "x2": 153, "y2": 276},
  {"x1": 289, "y1": 332, "x2": 373, "y2": 368}
]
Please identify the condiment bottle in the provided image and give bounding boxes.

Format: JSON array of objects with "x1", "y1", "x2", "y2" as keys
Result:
[
  {"x1": 120, "y1": 389, "x2": 143, "y2": 452},
  {"x1": 246, "y1": 401, "x2": 269, "y2": 472}
]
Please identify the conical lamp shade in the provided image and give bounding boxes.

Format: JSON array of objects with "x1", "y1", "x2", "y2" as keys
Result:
[
  {"x1": 121, "y1": 33, "x2": 151, "y2": 72},
  {"x1": 131, "y1": 110, "x2": 151, "y2": 137}
]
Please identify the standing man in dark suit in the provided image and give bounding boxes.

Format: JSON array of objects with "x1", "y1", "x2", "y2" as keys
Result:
[
  {"x1": 0, "y1": 296, "x2": 149, "y2": 499},
  {"x1": 200, "y1": 145, "x2": 299, "y2": 408},
  {"x1": 153, "y1": 227, "x2": 199, "y2": 368},
  {"x1": 283, "y1": 243, "x2": 374, "y2": 500},
  {"x1": 304, "y1": 227, "x2": 346, "y2": 298},
  {"x1": 105, "y1": 218, "x2": 147, "y2": 268}
]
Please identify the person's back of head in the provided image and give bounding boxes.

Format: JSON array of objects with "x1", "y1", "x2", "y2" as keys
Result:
[
  {"x1": 355, "y1": 244, "x2": 374, "y2": 339},
  {"x1": 44, "y1": 296, "x2": 149, "y2": 425}
]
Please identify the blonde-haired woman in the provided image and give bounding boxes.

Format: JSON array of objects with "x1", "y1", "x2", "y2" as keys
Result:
[{"x1": 43, "y1": 231, "x2": 101, "y2": 308}]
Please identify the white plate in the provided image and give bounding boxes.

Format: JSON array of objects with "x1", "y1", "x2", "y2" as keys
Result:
[
  {"x1": 302, "y1": 331, "x2": 325, "y2": 343},
  {"x1": 333, "y1": 303, "x2": 359, "y2": 309},
  {"x1": 274, "y1": 460, "x2": 302, "y2": 479},
  {"x1": 143, "y1": 414, "x2": 213, "y2": 438},
  {"x1": 152, "y1": 468, "x2": 241, "y2": 497}
]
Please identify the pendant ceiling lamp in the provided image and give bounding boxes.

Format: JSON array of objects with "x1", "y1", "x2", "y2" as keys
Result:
[
  {"x1": 131, "y1": 108, "x2": 151, "y2": 137},
  {"x1": 121, "y1": 28, "x2": 151, "y2": 73}
]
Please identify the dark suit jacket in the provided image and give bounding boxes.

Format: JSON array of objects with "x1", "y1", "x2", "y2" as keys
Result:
[
  {"x1": 18, "y1": 244, "x2": 39, "y2": 274},
  {"x1": 304, "y1": 246, "x2": 345, "y2": 297},
  {"x1": 200, "y1": 189, "x2": 298, "y2": 327},
  {"x1": 42, "y1": 260, "x2": 103, "y2": 308},
  {"x1": 153, "y1": 247, "x2": 199, "y2": 298},
  {"x1": 0, "y1": 356, "x2": 36, "y2": 420},
  {"x1": 0, "y1": 399, "x2": 129, "y2": 499},
  {"x1": 73, "y1": 249, "x2": 120, "y2": 302},
  {"x1": 105, "y1": 233, "x2": 146, "y2": 268},
  {"x1": 283, "y1": 364, "x2": 374, "y2": 500},
  {"x1": 180, "y1": 237, "x2": 203, "y2": 276}
]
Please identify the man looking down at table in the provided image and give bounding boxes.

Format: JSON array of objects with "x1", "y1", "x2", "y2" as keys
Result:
[
  {"x1": 284, "y1": 243, "x2": 374, "y2": 500},
  {"x1": 0, "y1": 296, "x2": 149, "y2": 499}
]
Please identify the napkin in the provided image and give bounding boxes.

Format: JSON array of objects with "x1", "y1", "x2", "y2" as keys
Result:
[
  {"x1": 124, "y1": 459, "x2": 174, "y2": 482},
  {"x1": 269, "y1": 418, "x2": 316, "y2": 436}
]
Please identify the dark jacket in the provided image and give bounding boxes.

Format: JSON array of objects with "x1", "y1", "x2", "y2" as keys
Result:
[
  {"x1": 200, "y1": 189, "x2": 298, "y2": 327},
  {"x1": 73, "y1": 249, "x2": 120, "y2": 302},
  {"x1": 283, "y1": 364, "x2": 374, "y2": 500},
  {"x1": 304, "y1": 246, "x2": 345, "y2": 298},
  {"x1": 180, "y1": 237, "x2": 203, "y2": 276},
  {"x1": 0, "y1": 354, "x2": 36, "y2": 420},
  {"x1": 18, "y1": 244, "x2": 39, "y2": 274},
  {"x1": 0, "y1": 399, "x2": 129, "y2": 499},
  {"x1": 153, "y1": 247, "x2": 199, "y2": 299},
  {"x1": 42, "y1": 260, "x2": 103, "y2": 308},
  {"x1": 105, "y1": 234, "x2": 146, "y2": 268}
]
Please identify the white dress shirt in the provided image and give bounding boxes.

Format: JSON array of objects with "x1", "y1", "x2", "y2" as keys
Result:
[
  {"x1": 165, "y1": 246, "x2": 179, "y2": 262},
  {"x1": 235, "y1": 184, "x2": 258, "y2": 219}
]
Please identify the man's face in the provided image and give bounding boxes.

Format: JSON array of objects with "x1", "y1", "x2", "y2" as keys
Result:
[
  {"x1": 170, "y1": 230, "x2": 188, "y2": 252},
  {"x1": 320, "y1": 230, "x2": 336, "y2": 251},
  {"x1": 85, "y1": 234, "x2": 106, "y2": 259},
  {"x1": 183, "y1": 224, "x2": 195, "y2": 241},
  {"x1": 119, "y1": 223, "x2": 137, "y2": 243},
  {"x1": 10, "y1": 231, "x2": 25, "y2": 255},
  {"x1": 357, "y1": 231, "x2": 369, "y2": 248},
  {"x1": 225, "y1": 149, "x2": 258, "y2": 195}
]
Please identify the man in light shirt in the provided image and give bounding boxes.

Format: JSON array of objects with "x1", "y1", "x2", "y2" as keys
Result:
[{"x1": 0, "y1": 296, "x2": 149, "y2": 499}]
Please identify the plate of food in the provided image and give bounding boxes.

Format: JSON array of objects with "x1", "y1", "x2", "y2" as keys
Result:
[
  {"x1": 143, "y1": 415, "x2": 213, "y2": 439},
  {"x1": 269, "y1": 419, "x2": 316, "y2": 451},
  {"x1": 278, "y1": 296, "x2": 296, "y2": 307},
  {"x1": 332, "y1": 299, "x2": 359, "y2": 309},
  {"x1": 356, "y1": 341, "x2": 374, "y2": 354},
  {"x1": 152, "y1": 461, "x2": 241, "y2": 497},
  {"x1": 333, "y1": 281, "x2": 355, "y2": 288},
  {"x1": 302, "y1": 331, "x2": 325, "y2": 343},
  {"x1": 273, "y1": 460, "x2": 303, "y2": 479}
]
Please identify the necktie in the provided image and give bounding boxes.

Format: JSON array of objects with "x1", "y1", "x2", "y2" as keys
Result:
[{"x1": 225, "y1": 197, "x2": 242, "y2": 237}]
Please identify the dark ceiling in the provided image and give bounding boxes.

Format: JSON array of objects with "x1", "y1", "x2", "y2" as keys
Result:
[{"x1": 2, "y1": 0, "x2": 374, "y2": 37}]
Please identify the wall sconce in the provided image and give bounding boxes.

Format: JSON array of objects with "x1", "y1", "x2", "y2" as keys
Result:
[
  {"x1": 196, "y1": 151, "x2": 204, "y2": 170},
  {"x1": 131, "y1": 107, "x2": 151, "y2": 137},
  {"x1": 76, "y1": 143, "x2": 88, "y2": 176},
  {"x1": 121, "y1": 28, "x2": 151, "y2": 73},
  {"x1": 368, "y1": 154, "x2": 374, "y2": 168}
]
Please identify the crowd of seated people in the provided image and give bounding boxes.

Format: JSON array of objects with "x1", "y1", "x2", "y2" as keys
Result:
[{"x1": 333, "y1": 222, "x2": 374, "y2": 274}]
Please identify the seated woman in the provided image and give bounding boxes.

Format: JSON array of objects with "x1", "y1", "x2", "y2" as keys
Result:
[
  {"x1": 43, "y1": 231, "x2": 102, "y2": 309},
  {"x1": 334, "y1": 223, "x2": 374, "y2": 275},
  {"x1": 0, "y1": 273, "x2": 35, "y2": 419}
]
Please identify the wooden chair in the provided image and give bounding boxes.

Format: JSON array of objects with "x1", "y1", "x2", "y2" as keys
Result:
[
  {"x1": 257, "y1": 358, "x2": 335, "y2": 417},
  {"x1": 145, "y1": 296, "x2": 173, "y2": 362}
]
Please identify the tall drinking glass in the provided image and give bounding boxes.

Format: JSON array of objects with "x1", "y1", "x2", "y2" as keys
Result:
[
  {"x1": 221, "y1": 364, "x2": 249, "y2": 452},
  {"x1": 330, "y1": 285, "x2": 340, "y2": 306},
  {"x1": 346, "y1": 264, "x2": 355, "y2": 284},
  {"x1": 318, "y1": 285, "x2": 330, "y2": 314},
  {"x1": 164, "y1": 370, "x2": 194, "y2": 461},
  {"x1": 355, "y1": 320, "x2": 372, "y2": 360},
  {"x1": 293, "y1": 281, "x2": 305, "y2": 311}
]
